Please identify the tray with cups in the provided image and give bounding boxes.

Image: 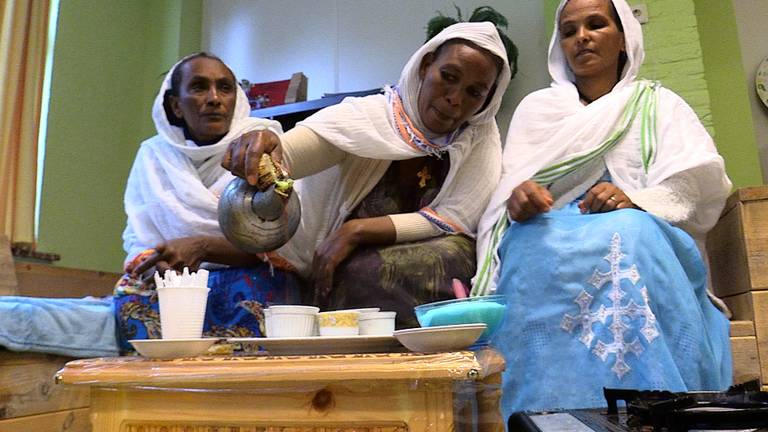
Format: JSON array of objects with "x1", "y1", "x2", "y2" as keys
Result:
[
  {"x1": 129, "y1": 268, "x2": 220, "y2": 359},
  {"x1": 230, "y1": 306, "x2": 405, "y2": 355}
]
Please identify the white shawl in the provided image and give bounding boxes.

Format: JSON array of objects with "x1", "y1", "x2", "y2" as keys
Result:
[
  {"x1": 122, "y1": 55, "x2": 281, "y2": 266},
  {"x1": 275, "y1": 22, "x2": 512, "y2": 277},
  {"x1": 473, "y1": 0, "x2": 731, "y2": 294}
]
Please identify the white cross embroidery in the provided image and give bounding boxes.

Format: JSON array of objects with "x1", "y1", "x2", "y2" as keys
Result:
[{"x1": 561, "y1": 233, "x2": 659, "y2": 379}]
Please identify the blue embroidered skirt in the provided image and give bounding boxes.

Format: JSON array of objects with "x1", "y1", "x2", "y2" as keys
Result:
[
  {"x1": 491, "y1": 202, "x2": 732, "y2": 416},
  {"x1": 114, "y1": 265, "x2": 302, "y2": 352}
]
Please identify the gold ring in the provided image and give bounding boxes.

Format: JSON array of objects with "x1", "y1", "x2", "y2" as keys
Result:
[{"x1": 608, "y1": 196, "x2": 617, "y2": 202}]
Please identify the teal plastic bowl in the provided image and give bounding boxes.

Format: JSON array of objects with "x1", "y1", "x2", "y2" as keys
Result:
[{"x1": 414, "y1": 295, "x2": 507, "y2": 345}]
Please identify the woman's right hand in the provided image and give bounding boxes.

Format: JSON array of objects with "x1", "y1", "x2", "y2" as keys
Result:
[
  {"x1": 506, "y1": 180, "x2": 554, "y2": 222},
  {"x1": 222, "y1": 128, "x2": 283, "y2": 187},
  {"x1": 132, "y1": 236, "x2": 209, "y2": 281}
]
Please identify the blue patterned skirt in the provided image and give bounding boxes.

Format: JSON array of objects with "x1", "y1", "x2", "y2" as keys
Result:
[
  {"x1": 114, "y1": 265, "x2": 301, "y2": 352},
  {"x1": 491, "y1": 202, "x2": 732, "y2": 416}
]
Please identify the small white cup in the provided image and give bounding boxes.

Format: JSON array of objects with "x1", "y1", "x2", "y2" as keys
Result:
[
  {"x1": 359, "y1": 311, "x2": 397, "y2": 335},
  {"x1": 157, "y1": 286, "x2": 210, "y2": 339},
  {"x1": 265, "y1": 305, "x2": 318, "y2": 338}
]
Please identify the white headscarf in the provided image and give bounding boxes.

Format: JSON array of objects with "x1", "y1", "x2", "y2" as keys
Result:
[
  {"x1": 473, "y1": 0, "x2": 731, "y2": 294},
  {"x1": 275, "y1": 22, "x2": 512, "y2": 276},
  {"x1": 122, "y1": 54, "x2": 281, "y2": 265},
  {"x1": 398, "y1": 21, "x2": 513, "y2": 134},
  {"x1": 548, "y1": 0, "x2": 643, "y2": 93},
  {"x1": 299, "y1": 21, "x2": 511, "y2": 157}
]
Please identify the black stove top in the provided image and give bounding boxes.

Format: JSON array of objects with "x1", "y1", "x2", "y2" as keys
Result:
[{"x1": 509, "y1": 381, "x2": 768, "y2": 431}]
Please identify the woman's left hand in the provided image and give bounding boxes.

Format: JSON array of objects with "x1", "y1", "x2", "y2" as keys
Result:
[
  {"x1": 311, "y1": 221, "x2": 361, "y2": 305},
  {"x1": 579, "y1": 182, "x2": 638, "y2": 214}
]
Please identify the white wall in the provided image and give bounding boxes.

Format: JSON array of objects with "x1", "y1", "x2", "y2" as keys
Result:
[
  {"x1": 731, "y1": 0, "x2": 768, "y2": 183},
  {"x1": 201, "y1": 0, "x2": 550, "y2": 138}
]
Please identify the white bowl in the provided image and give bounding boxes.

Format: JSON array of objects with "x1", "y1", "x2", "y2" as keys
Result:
[
  {"x1": 393, "y1": 324, "x2": 486, "y2": 353},
  {"x1": 264, "y1": 305, "x2": 318, "y2": 338},
  {"x1": 129, "y1": 338, "x2": 217, "y2": 359},
  {"x1": 268, "y1": 312, "x2": 316, "y2": 338},
  {"x1": 359, "y1": 311, "x2": 396, "y2": 335}
]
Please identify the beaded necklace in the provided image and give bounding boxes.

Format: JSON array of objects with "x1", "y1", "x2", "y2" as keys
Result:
[{"x1": 387, "y1": 86, "x2": 462, "y2": 157}]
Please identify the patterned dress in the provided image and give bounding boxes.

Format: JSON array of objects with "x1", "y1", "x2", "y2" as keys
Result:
[{"x1": 327, "y1": 156, "x2": 476, "y2": 328}]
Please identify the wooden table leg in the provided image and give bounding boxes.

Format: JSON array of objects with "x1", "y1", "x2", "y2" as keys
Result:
[{"x1": 477, "y1": 371, "x2": 504, "y2": 432}]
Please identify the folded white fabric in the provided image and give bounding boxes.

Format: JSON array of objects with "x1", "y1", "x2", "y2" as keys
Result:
[{"x1": 0, "y1": 296, "x2": 119, "y2": 358}]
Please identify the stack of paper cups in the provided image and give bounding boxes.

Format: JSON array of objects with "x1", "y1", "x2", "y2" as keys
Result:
[{"x1": 157, "y1": 286, "x2": 210, "y2": 339}]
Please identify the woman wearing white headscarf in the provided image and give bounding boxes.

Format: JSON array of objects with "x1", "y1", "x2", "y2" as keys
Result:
[
  {"x1": 224, "y1": 22, "x2": 513, "y2": 326},
  {"x1": 115, "y1": 53, "x2": 301, "y2": 350},
  {"x1": 474, "y1": 0, "x2": 732, "y2": 414}
]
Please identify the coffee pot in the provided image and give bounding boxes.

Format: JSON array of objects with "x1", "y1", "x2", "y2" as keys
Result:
[{"x1": 217, "y1": 155, "x2": 301, "y2": 253}]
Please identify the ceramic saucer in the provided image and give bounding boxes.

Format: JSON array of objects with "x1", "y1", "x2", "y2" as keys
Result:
[
  {"x1": 129, "y1": 338, "x2": 218, "y2": 359},
  {"x1": 393, "y1": 323, "x2": 487, "y2": 352}
]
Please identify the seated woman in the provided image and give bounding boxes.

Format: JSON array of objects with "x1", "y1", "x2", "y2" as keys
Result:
[
  {"x1": 223, "y1": 22, "x2": 514, "y2": 327},
  {"x1": 473, "y1": 0, "x2": 732, "y2": 415},
  {"x1": 114, "y1": 53, "x2": 301, "y2": 350}
]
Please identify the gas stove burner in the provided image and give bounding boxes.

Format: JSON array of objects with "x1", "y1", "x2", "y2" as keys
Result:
[
  {"x1": 509, "y1": 380, "x2": 768, "y2": 432},
  {"x1": 604, "y1": 380, "x2": 768, "y2": 430}
]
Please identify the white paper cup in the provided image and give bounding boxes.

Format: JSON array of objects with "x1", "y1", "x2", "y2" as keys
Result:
[{"x1": 157, "y1": 286, "x2": 210, "y2": 339}]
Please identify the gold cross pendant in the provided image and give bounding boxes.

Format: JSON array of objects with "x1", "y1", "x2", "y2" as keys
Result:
[{"x1": 417, "y1": 166, "x2": 432, "y2": 188}]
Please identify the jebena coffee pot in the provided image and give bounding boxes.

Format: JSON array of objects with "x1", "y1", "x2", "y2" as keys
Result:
[{"x1": 218, "y1": 154, "x2": 301, "y2": 253}]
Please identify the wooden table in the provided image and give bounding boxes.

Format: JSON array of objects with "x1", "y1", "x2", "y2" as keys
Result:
[{"x1": 56, "y1": 349, "x2": 505, "y2": 432}]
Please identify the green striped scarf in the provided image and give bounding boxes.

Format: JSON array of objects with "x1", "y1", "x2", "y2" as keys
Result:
[{"x1": 472, "y1": 80, "x2": 660, "y2": 297}]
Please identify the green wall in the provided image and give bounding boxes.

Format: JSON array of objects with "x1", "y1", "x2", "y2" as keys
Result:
[
  {"x1": 38, "y1": 0, "x2": 202, "y2": 272},
  {"x1": 140, "y1": 0, "x2": 203, "y2": 136},
  {"x1": 543, "y1": 0, "x2": 762, "y2": 188},
  {"x1": 694, "y1": 0, "x2": 762, "y2": 188}
]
